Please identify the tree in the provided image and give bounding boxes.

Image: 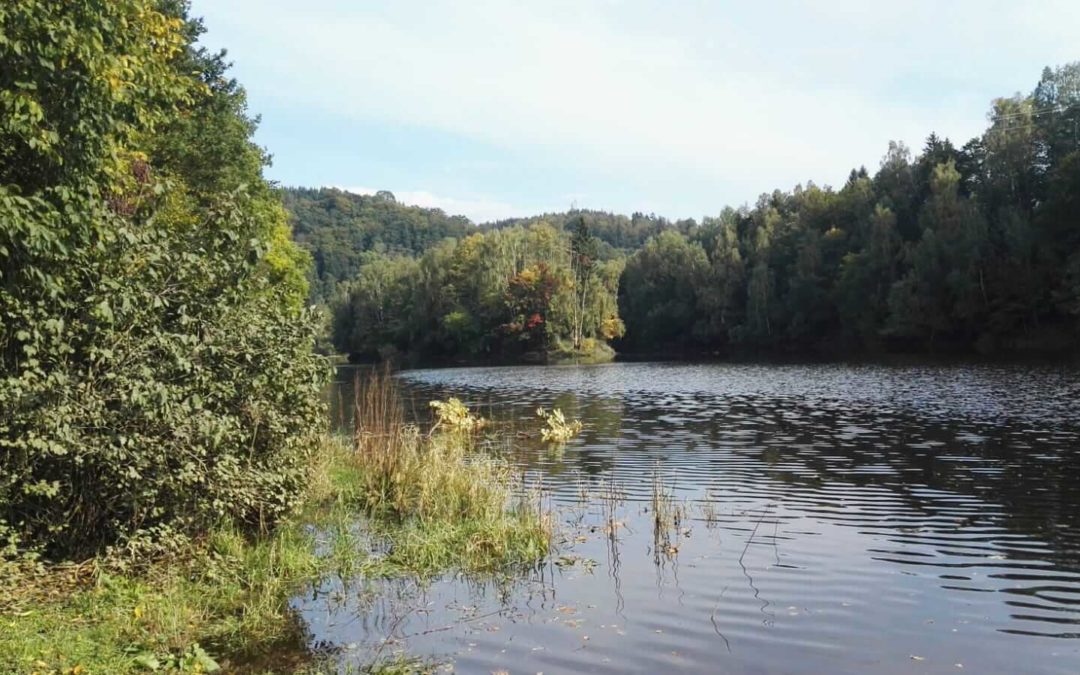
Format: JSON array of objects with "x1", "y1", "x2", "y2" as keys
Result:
[
  {"x1": 1, "y1": 1, "x2": 325, "y2": 557},
  {"x1": 569, "y1": 216, "x2": 600, "y2": 349}
]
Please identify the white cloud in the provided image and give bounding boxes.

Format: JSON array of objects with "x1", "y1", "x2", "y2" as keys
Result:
[
  {"x1": 197, "y1": 0, "x2": 1080, "y2": 216},
  {"x1": 338, "y1": 186, "x2": 521, "y2": 223}
]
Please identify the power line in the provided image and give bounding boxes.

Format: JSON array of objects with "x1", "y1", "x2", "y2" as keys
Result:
[{"x1": 989, "y1": 102, "x2": 1077, "y2": 123}]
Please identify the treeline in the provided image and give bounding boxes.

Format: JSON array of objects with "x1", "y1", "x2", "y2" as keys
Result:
[
  {"x1": 621, "y1": 63, "x2": 1080, "y2": 355},
  {"x1": 283, "y1": 187, "x2": 474, "y2": 303},
  {"x1": 485, "y1": 209, "x2": 697, "y2": 254},
  {"x1": 322, "y1": 62, "x2": 1080, "y2": 360},
  {"x1": 1, "y1": 1, "x2": 323, "y2": 558},
  {"x1": 331, "y1": 219, "x2": 625, "y2": 362}
]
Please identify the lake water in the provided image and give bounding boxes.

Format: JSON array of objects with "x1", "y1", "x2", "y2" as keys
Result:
[{"x1": 302, "y1": 361, "x2": 1080, "y2": 674}]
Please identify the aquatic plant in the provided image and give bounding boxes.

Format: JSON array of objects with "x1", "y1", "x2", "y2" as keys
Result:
[
  {"x1": 536, "y1": 407, "x2": 584, "y2": 442},
  {"x1": 429, "y1": 397, "x2": 488, "y2": 432},
  {"x1": 650, "y1": 470, "x2": 688, "y2": 559},
  {"x1": 699, "y1": 498, "x2": 721, "y2": 529}
]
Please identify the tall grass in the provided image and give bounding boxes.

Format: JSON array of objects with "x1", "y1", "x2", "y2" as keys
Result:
[{"x1": 347, "y1": 369, "x2": 550, "y2": 573}]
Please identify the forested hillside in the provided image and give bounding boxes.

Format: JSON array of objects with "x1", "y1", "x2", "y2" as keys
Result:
[
  {"x1": 305, "y1": 62, "x2": 1080, "y2": 361},
  {"x1": 619, "y1": 63, "x2": 1080, "y2": 355},
  {"x1": 282, "y1": 187, "x2": 474, "y2": 302},
  {"x1": 485, "y1": 209, "x2": 697, "y2": 254}
]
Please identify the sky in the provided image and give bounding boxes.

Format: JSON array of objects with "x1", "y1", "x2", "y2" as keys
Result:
[{"x1": 191, "y1": 0, "x2": 1079, "y2": 223}]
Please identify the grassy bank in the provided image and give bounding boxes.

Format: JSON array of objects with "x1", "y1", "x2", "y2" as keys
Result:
[
  {"x1": 1, "y1": 377, "x2": 550, "y2": 674},
  {"x1": 545, "y1": 338, "x2": 617, "y2": 365}
]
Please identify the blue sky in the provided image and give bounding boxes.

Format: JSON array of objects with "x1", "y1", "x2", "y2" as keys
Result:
[{"x1": 191, "y1": 0, "x2": 1078, "y2": 223}]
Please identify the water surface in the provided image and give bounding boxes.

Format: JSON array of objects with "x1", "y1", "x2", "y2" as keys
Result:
[{"x1": 303, "y1": 362, "x2": 1080, "y2": 674}]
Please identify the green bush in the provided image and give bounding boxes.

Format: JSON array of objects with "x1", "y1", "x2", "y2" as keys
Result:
[{"x1": 0, "y1": 1, "x2": 326, "y2": 558}]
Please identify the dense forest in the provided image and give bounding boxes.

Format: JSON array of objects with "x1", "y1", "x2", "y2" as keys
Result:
[
  {"x1": 330, "y1": 217, "x2": 626, "y2": 362},
  {"x1": 314, "y1": 62, "x2": 1080, "y2": 361},
  {"x1": 283, "y1": 187, "x2": 474, "y2": 303},
  {"x1": 1, "y1": 0, "x2": 323, "y2": 557}
]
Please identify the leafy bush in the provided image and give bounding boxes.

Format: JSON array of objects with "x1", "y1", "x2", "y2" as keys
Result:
[
  {"x1": 536, "y1": 407, "x2": 583, "y2": 443},
  {"x1": 0, "y1": 1, "x2": 325, "y2": 558},
  {"x1": 429, "y1": 398, "x2": 488, "y2": 432}
]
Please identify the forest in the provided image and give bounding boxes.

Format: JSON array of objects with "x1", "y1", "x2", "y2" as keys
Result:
[
  {"x1": 329, "y1": 217, "x2": 626, "y2": 362},
  {"x1": 283, "y1": 187, "x2": 474, "y2": 303},
  {"x1": 310, "y1": 62, "x2": 1080, "y2": 361}
]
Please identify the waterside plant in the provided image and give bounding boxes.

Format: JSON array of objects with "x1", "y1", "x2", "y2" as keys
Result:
[
  {"x1": 536, "y1": 407, "x2": 584, "y2": 443},
  {"x1": 352, "y1": 371, "x2": 550, "y2": 574},
  {"x1": 1, "y1": 374, "x2": 552, "y2": 673}
]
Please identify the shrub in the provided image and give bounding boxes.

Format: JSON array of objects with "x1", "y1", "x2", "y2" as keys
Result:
[{"x1": 0, "y1": 1, "x2": 326, "y2": 558}]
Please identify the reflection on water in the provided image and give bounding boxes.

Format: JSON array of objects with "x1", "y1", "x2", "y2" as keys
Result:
[{"x1": 303, "y1": 362, "x2": 1080, "y2": 674}]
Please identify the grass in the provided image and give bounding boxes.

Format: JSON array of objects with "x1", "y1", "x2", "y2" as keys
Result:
[
  {"x1": 1, "y1": 436, "x2": 365, "y2": 674},
  {"x1": 545, "y1": 337, "x2": 616, "y2": 365},
  {"x1": 348, "y1": 370, "x2": 550, "y2": 575},
  {"x1": 650, "y1": 469, "x2": 687, "y2": 560},
  {"x1": 1, "y1": 371, "x2": 550, "y2": 674}
]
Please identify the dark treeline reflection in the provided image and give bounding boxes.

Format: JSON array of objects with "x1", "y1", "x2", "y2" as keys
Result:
[{"x1": 294, "y1": 63, "x2": 1080, "y2": 360}]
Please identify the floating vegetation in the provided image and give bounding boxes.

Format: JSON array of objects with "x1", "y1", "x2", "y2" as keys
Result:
[
  {"x1": 429, "y1": 397, "x2": 488, "y2": 432},
  {"x1": 536, "y1": 407, "x2": 583, "y2": 442}
]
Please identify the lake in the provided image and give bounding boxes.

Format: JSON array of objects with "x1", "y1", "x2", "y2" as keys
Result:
[{"x1": 303, "y1": 361, "x2": 1080, "y2": 674}]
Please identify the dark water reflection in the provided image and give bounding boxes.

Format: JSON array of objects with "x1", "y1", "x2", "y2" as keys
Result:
[{"x1": 302, "y1": 362, "x2": 1080, "y2": 674}]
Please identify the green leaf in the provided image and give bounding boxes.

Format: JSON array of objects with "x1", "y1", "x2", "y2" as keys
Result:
[{"x1": 132, "y1": 652, "x2": 161, "y2": 671}]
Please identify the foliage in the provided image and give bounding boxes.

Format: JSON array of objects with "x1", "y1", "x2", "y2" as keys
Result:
[
  {"x1": 429, "y1": 398, "x2": 487, "y2": 432},
  {"x1": 305, "y1": 62, "x2": 1080, "y2": 359},
  {"x1": 614, "y1": 62, "x2": 1080, "y2": 355},
  {"x1": 536, "y1": 407, "x2": 583, "y2": 443},
  {"x1": 486, "y1": 208, "x2": 696, "y2": 254},
  {"x1": 282, "y1": 187, "x2": 475, "y2": 304},
  {"x1": 0, "y1": 1, "x2": 325, "y2": 559},
  {"x1": 331, "y1": 220, "x2": 625, "y2": 362}
]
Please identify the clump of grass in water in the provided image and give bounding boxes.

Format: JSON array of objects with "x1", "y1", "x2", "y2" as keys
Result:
[
  {"x1": 349, "y1": 370, "x2": 550, "y2": 574},
  {"x1": 699, "y1": 497, "x2": 721, "y2": 529},
  {"x1": 650, "y1": 469, "x2": 688, "y2": 559}
]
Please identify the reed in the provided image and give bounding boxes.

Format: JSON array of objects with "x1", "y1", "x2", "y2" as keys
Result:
[
  {"x1": 650, "y1": 469, "x2": 686, "y2": 559},
  {"x1": 346, "y1": 369, "x2": 551, "y2": 573}
]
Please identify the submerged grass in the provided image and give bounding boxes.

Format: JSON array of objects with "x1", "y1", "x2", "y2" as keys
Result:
[{"x1": 1, "y1": 371, "x2": 550, "y2": 674}]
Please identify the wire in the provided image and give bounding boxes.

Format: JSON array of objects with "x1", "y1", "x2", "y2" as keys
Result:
[{"x1": 989, "y1": 103, "x2": 1077, "y2": 123}]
